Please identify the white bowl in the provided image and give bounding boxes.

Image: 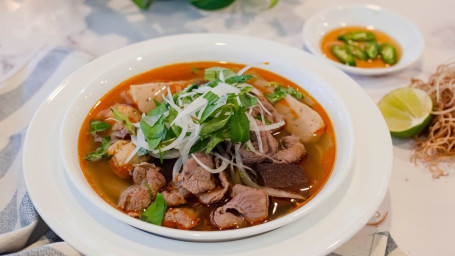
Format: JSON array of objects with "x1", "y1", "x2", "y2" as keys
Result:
[
  {"x1": 60, "y1": 33, "x2": 355, "y2": 242},
  {"x1": 302, "y1": 4, "x2": 424, "y2": 76}
]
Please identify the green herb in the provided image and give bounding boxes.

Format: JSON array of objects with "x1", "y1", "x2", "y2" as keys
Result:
[
  {"x1": 225, "y1": 75, "x2": 253, "y2": 84},
  {"x1": 205, "y1": 67, "x2": 237, "y2": 81},
  {"x1": 265, "y1": 85, "x2": 303, "y2": 103},
  {"x1": 189, "y1": 138, "x2": 210, "y2": 154},
  {"x1": 200, "y1": 95, "x2": 228, "y2": 122},
  {"x1": 140, "y1": 193, "x2": 167, "y2": 226},
  {"x1": 85, "y1": 137, "x2": 113, "y2": 161},
  {"x1": 206, "y1": 126, "x2": 230, "y2": 153},
  {"x1": 201, "y1": 109, "x2": 231, "y2": 135},
  {"x1": 140, "y1": 115, "x2": 165, "y2": 150},
  {"x1": 88, "y1": 120, "x2": 112, "y2": 134},
  {"x1": 111, "y1": 107, "x2": 136, "y2": 136},
  {"x1": 229, "y1": 107, "x2": 250, "y2": 143},
  {"x1": 239, "y1": 94, "x2": 258, "y2": 108}
]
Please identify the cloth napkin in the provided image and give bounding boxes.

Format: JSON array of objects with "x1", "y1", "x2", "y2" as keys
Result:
[{"x1": 0, "y1": 47, "x2": 406, "y2": 256}]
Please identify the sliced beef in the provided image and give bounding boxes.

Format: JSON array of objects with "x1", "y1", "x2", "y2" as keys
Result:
[
  {"x1": 178, "y1": 153, "x2": 216, "y2": 194},
  {"x1": 211, "y1": 206, "x2": 246, "y2": 229},
  {"x1": 240, "y1": 120, "x2": 278, "y2": 165},
  {"x1": 196, "y1": 171, "x2": 230, "y2": 204},
  {"x1": 255, "y1": 163, "x2": 308, "y2": 191},
  {"x1": 162, "y1": 208, "x2": 200, "y2": 230},
  {"x1": 131, "y1": 162, "x2": 166, "y2": 197},
  {"x1": 274, "y1": 135, "x2": 306, "y2": 163},
  {"x1": 222, "y1": 184, "x2": 269, "y2": 223},
  {"x1": 110, "y1": 122, "x2": 130, "y2": 142},
  {"x1": 250, "y1": 97, "x2": 282, "y2": 124},
  {"x1": 106, "y1": 140, "x2": 146, "y2": 178},
  {"x1": 162, "y1": 183, "x2": 187, "y2": 206},
  {"x1": 117, "y1": 185, "x2": 151, "y2": 212}
]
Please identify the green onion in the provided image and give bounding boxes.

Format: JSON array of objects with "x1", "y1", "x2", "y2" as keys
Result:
[
  {"x1": 85, "y1": 137, "x2": 113, "y2": 161},
  {"x1": 88, "y1": 120, "x2": 112, "y2": 134}
]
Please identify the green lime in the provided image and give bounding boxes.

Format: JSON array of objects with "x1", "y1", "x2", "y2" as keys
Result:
[{"x1": 377, "y1": 87, "x2": 433, "y2": 138}]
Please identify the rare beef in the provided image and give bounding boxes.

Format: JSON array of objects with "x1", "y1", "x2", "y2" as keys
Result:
[
  {"x1": 117, "y1": 185, "x2": 151, "y2": 212},
  {"x1": 162, "y1": 208, "x2": 200, "y2": 230},
  {"x1": 196, "y1": 171, "x2": 230, "y2": 204},
  {"x1": 211, "y1": 207, "x2": 246, "y2": 229},
  {"x1": 240, "y1": 120, "x2": 279, "y2": 165},
  {"x1": 132, "y1": 162, "x2": 166, "y2": 197},
  {"x1": 215, "y1": 184, "x2": 269, "y2": 224},
  {"x1": 162, "y1": 183, "x2": 187, "y2": 206},
  {"x1": 250, "y1": 97, "x2": 282, "y2": 124},
  {"x1": 178, "y1": 153, "x2": 216, "y2": 194},
  {"x1": 255, "y1": 163, "x2": 308, "y2": 191},
  {"x1": 274, "y1": 135, "x2": 306, "y2": 163}
]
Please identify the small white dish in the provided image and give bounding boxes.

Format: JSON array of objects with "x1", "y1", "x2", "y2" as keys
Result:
[
  {"x1": 302, "y1": 4, "x2": 424, "y2": 76},
  {"x1": 57, "y1": 34, "x2": 355, "y2": 242}
]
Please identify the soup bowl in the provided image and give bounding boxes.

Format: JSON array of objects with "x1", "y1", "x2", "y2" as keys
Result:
[{"x1": 60, "y1": 33, "x2": 355, "y2": 242}]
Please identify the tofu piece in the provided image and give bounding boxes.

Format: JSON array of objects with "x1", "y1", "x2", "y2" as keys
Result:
[
  {"x1": 275, "y1": 95, "x2": 325, "y2": 142},
  {"x1": 129, "y1": 81, "x2": 189, "y2": 113}
]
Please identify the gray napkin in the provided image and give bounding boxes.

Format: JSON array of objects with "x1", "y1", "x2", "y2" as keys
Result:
[{"x1": 0, "y1": 47, "x2": 405, "y2": 256}]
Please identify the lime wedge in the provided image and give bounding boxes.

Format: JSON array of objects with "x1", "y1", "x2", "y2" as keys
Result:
[{"x1": 378, "y1": 87, "x2": 433, "y2": 138}]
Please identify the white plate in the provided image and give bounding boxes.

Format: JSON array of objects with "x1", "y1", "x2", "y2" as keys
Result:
[
  {"x1": 59, "y1": 34, "x2": 355, "y2": 241},
  {"x1": 23, "y1": 35, "x2": 392, "y2": 256},
  {"x1": 302, "y1": 4, "x2": 424, "y2": 76}
]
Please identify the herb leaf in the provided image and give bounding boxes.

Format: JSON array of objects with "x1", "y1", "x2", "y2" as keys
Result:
[
  {"x1": 132, "y1": 0, "x2": 155, "y2": 10},
  {"x1": 204, "y1": 67, "x2": 237, "y2": 81},
  {"x1": 140, "y1": 115, "x2": 165, "y2": 150},
  {"x1": 140, "y1": 193, "x2": 167, "y2": 226},
  {"x1": 229, "y1": 107, "x2": 250, "y2": 143},
  {"x1": 225, "y1": 75, "x2": 253, "y2": 84},
  {"x1": 89, "y1": 120, "x2": 112, "y2": 134},
  {"x1": 264, "y1": 85, "x2": 303, "y2": 103},
  {"x1": 85, "y1": 137, "x2": 113, "y2": 161},
  {"x1": 111, "y1": 107, "x2": 136, "y2": 136},
  {"x1": 189, "y1": 138, "x2": 210, "y2": 154}
]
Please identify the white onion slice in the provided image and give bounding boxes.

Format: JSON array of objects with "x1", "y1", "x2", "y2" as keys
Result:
[
  {"x1": 256, "y1": 119, "x2": 285, "y2": 131},
  {"x1": 246, "y1": 113, "x2": 263, "y2": 153},
  {"x1": 172, "y1": 157, "x2": 183, "y2": 183},
  {"x1": 191, "y1": 153, "x2": 228, "y2": 174}
]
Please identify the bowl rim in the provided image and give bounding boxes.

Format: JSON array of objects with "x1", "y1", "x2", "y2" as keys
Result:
[
  {"x1": 302, "y1": 4, "x2": 425, "y2": 76},
  {"x1": 59, "y1": 33, "x2": 356, "y2": 242}
]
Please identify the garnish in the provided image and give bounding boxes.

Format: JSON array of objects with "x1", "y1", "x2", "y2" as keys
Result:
[
  {"x1": 85, "y1": 137, "x2": 113, "y2": 161},
  {"x1": 88, "y1": 120, "x2": 112, "y2": 134},
  {"x1": 111, "y1": 107, "x2": 136, "y2": 136},
  {"x1": 140, "y1": 193, "x2": 167, "y2": 225},
  {"x1": 265, "y1": 85, "x2": 303, "y2": 103}
]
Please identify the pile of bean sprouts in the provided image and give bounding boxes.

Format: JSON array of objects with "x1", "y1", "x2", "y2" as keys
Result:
[{"x1": 410, "y1": 62, "x2": 455, "y2": 178}]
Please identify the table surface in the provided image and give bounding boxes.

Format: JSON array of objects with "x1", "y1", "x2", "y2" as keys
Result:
[{"x1": 1, "y1": 0, "x2": 454, "y2": 255}]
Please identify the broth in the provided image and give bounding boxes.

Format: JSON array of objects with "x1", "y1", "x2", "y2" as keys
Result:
[{"x1": 78, "y1": 62, "x2": 336, "y2": 230}]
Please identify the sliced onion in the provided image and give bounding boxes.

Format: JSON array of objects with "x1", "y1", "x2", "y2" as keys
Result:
[
  {"x1": 172, "y1": 157, "x2": 183, "y2": 184},
  {"x1": 234, "y1": 143, "x2": 261, "y2": 188},
  {"x1": 192, "y1": 153, "x2": 228, "y2": 174},
  {"x1": 255, "y1": 96, "x2": 272, "y2": 116},
  {"x1": 246, "y1": 113, "x2": 263, "y2": 153},
  {"x1": 257, "y1": 119, "x2": 285, "y2": 131},
  {"x1": 124, "y1": 146, "x2": 140, "y2": 165},
  {"x1": 181, "y1": 124, "x2": 201, "y2": 164},
  {"x1": 155, "y1": 123, "x2": 189, "y2": 153}
]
